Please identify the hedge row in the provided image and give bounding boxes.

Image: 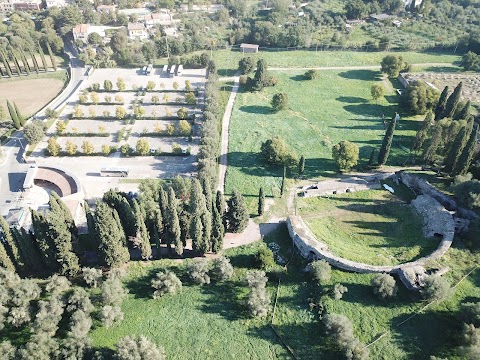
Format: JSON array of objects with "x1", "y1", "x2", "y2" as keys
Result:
[{"x1": 70, "y1": 116, "x2": 194, "y2": 121}]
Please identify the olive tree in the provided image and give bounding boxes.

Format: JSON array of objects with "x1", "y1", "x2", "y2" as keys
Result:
[
  {"x1": 332, "y1": 140, "x2": 359, "y2": 172},
  {"x1": 115, "y1": 335, "x2": 165, "y2": 360},
  {"x1": 151, "y1": 271, "x2": 182, "y2": 298},
  {"x1": 371, "y1": 273, "x2": 397, "y2": 299},
  {"x1": 310, "y1": 260, "x2": 331, "y2": 284},
  {"x1": 187, "y1": 259, "x2": 211, "y2": 285},
  {"x1": 23, "y1": 121, "x2": 45, "y2": 144},
  {"x1": 271, "y1": 93, "x2": 288, "y2": 112},
  {"x1": 210, "y1": 256, "x2": 234, "y2": 282}
]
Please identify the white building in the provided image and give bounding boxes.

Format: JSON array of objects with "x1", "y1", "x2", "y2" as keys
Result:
[
  {"x1": 127, "y1": 22, "x2": 148, "y2": 40},
  {"x1": 144, "y1": 11, "x2": 173, "y2": 27},
  {"x1": 0, "y1": 0, "x2": 41, "y2": 16},
  {"x1": 45, "y1": 0, "x2": 66, "y2": 8}
]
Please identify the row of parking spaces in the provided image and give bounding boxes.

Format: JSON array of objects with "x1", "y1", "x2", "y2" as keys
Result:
[
  {"x1": 69, "y1": 104, "x2": 197, "y2": 118},
  {"x1": 80, "y1": 91, "x2": 196, "y2": 103},
  {"x1": 64, "y1": 119, "x2": 189, "y2": 134},
  {"x1": 55, "y1": 135, "x2": 197, "y2": 154}
]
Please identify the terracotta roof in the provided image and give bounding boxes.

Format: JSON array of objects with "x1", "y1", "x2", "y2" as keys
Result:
[
  {"x1": 128, "y1": 22, "x2": 145, "y2": 30},
  {"x1": 73, "y1": 24, "x2": 89, "y2": 34}
]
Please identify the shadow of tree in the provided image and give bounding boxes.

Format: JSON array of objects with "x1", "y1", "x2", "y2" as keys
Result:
[
  {"x1": 336, "y1": 96, "x2": 368, "y2": 104},
  {"x1": 338, "y1": 69, "x2": 382, "y2": 81},
  {"x1": 239, "y1": 105, "x2": 273, "y2": 114}
]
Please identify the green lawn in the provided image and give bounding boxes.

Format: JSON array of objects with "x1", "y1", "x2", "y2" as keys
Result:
[
  {"x1": 89, "y1": 224, "x2": 480, "y2": 360},
  {"x1": 225, "y1": 69, "x2": 418, "y2": 207},
  {"x1": 213, "y1": 49, "x2": 461, "y2": 76},
  {"x1": 297, "y1": 189, "x2": 438, "y2": 266}
]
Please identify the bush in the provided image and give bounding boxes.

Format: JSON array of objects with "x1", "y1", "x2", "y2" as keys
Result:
[
  {"x1": 271, "y1": 93, "x2": 288, "y2": 112},
  {"x1": 102, "y1": 276, "x2": 128, "y2": 306},
  {"x1": 23, "y1": 121, "x2": 45, "y2": 144},
  {"x1": 380, "y1": 55, "x2": 408, "y2": 77},
  {"x1": 310, "y1": 260, "x2": 331, "y2": 284},
  {"x1": 151, "y1": 271, "x2": 182, "y2": 298},
  {"x1": 454, "y1": 179, "x2": 480, "y2": 209},
  {"x1": 245, "y1": 270, "x2": 270, "y2": 318},
  {"x1": 135, "y1": 138, "x2": 150, "y2": 156},
  {"x1": 332, "y1": 284, "x2": 348, "y2": 300},
  {"x1": 421, "y1": 275, "x2": 452, "y2": 301},
  {"x1": 210, "y1": 256, "x2": 234, "y2": 282},
  {"x1": 187, "y1": 259, "x2": 210, "y2": 285},
  {"x1": 254, "y1": 245, "x2": 275, "y2": 270},
  {"x1": 239, "y1": 75, "x2": 249, "y2": 86},
  {"x1": 461, "y1": 302, "x2": 480, "y2": 327},
  {"x1": 304, "y1": 69, "x2": 318, "y2": 80},
  {"x1": 82, "y1": 267, "x2": 102, "y2": 288},
  {"x1": 399, "y1": 81, "x2": 439, "y2": 115},
  {"x1": 332, "y1": 140, "x2": 359, "y2": 172},
  {"x1": 46, "y1": 138, "x2": 61, "y2": 156},
  {"x1": 115, "y1": 335, "x2": 165, "y2": 360},
  {"x1": 239, "y1": 57, "x2": 256, "y2": 74},
  {"x1": 260, "y1": 136, "x2": 298, "y2": 166},
  {"x1": 101, "y1": 305, "x2": 124, "y2": 328},
  {"x1": 371, "y1": 273, "x2": 397, "y2": 299},
  {"x1": 177, "y1": 107, "x2": 189, "y2": 120}
]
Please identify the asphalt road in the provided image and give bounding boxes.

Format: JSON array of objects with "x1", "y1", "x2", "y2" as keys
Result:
[{"x1": 0, "y1": 42, "x2": 86, "y2": 216}]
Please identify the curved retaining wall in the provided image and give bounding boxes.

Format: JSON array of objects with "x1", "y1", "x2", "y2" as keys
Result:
[{"x1": 287, "y1": 195, "x2": 455, "y2": 275}]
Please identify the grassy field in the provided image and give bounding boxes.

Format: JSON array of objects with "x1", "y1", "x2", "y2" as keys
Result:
[
  {"x1": 89, "y1": 224, "x2": 480, "y2": 360},
  {"x1": 0, "y1": 70, "x2": 67, "y2": 117},
  {"x1": 225, "y1": 69, "x2": 418, "y2": 208},
  {"x1": 213, "y1": 49, "x2": 461, "y2": 76},
  {"x1": 297, "y1": 189, "x2": 437, "y2": 266}
]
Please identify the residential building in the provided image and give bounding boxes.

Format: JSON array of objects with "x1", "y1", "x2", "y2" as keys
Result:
[
  {"x1": 0, "y1": 0, "x2": 15, "y2": 16},
  {"x1": 144, "y1": 11, "x2": 173, "y2": 27},
  {"x1": 13, "y1": 0, "x2": 41, "y2": 11},
  {"x1": 118, "y1": 7, "x2": 151, "y2": 21},
  {"x1": 45, "y1": 0, "x2": 66, "y2": 8},
  {"x1": 128, "y1": 22, "x2": 148, "y2": 39},
  {"x1": 72, "y1": 24, "x2": 89, "y2": 42}
]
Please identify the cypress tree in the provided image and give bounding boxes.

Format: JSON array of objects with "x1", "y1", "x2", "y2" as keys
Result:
[
  {"x1": 31, "y1": 210, "x2": 58, "y2": 271},
  {"x1": 201, "y1": 176, "x2": 213, "y2": 212},
  {"x1": 50, "y1": 191, "x2": 77, "y2": 234},
  {"x1": 12, "y1": 227, "x2": 44, "y2": 272},
  {"x1": 298, "y1": 155, "x2": 305, "y2": 176},
  {"x1": 45, "y1": 42, "x2": 57, "y2": 71},
  {"x1": 200, "y1": 211, "x2": 212, "y2": 254},
  {"x1": 211, "y1": 204, "x2": 224, "y2": 253},
  {"x1": 0, "y1": 241, "x2": 14, "y2": 271},
  {"x1": 280, "y1": 166, "x2": 286, "y2": 196},
  {"x1": 253, "y1": 59, "x2": 267, "y2": 91},
  {"x1": 258, "y1": 187, "x2": 265, "y2": 216},
  {"x1": 368, "y1": 148, "x2": 376, "y2": 168},
  {"x1": 422, "y1": 124, "x2": 442, "y2": 164},
  {"x1": 0, "y1": 49, "x2": 12, "y2": 77},
  {"x1": 377, "y1": 113, "x2": 397, "y2": 165},
  {"x1": 112, "y1": 207, "x2": 127, "y2": 246},
  {"x1": 444, "y1": 122, "x2": 472, "y2": 174},
  {"x1": 455, "y1": 100, "x2": 471, "y2": 121},
  {"x1": 103, "y1": 190, "x2": 136, "y2": 238},
  {"x1": 215, "y1": 191, "x2": 226, "y2": 217},
  {"x1": 167, "y1": 188, "x2": 182, "y2": 256},
  {"x1": 19, "y1": 48, "x2": 30, "y2": 75},
  {"x1": 434, "y1": 86, "x2": 449, "y2": 120},
  {"x1": 29, "y1": 48, "x2": 40, "y2": 73},
  {"x1": 7, "y1": 100, "x2": 20, "y2": 129},
  {"x1": 451, "y1": 124, "x2": 479, "y2": 176},
  {"x1": 133, "y1": 200, "x2": 151, "y2": 260},
  {"x1": 0, "y1": 216, "x2": 23, "y2": 270},
  {"x1": 189, "y1": 179, "x2": 207, "y2": 218},
  {"x1": 14, "y1": 102, "x2": 25, "y2": 127},
  {"x1": 225, "y1": 189, "x2": 249, "y2": 233},
  {"x1": 191, "y1": 215, "x2": 204, "y2": 253},
  {"x1": 412, "y1": 112, "x2": 433, "y2": 154},
  {"x1": 84, "y1": 203, "x2": 99, "y2": 249},
  {"x1": 94, "y1": 201, "x2": 130, "y2": 267},
  {"x1": 442, "y1": 82, "x2": 462, "y2": 119},
  {"x1": 154, "y1": 210, "x2": 163, "y2": 258},
  {"x1": 37, "y1": 42, "x2": 48, "y2": 72},
  {"x1": 158, "y1": 186, "x2": 168, "y2": 223},
  {"x1": 10, "y1": 49, "x2": 22, "y2": 75}
]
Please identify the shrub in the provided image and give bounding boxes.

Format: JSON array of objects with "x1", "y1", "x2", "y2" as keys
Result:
[
  {"x1": 245, "y1": 270, "x2": 270, "y2": 318},
  {"x1": 254, "y1": 245, "x2": 275, "y2": 270},
  {"x1": 185, "y1": 92, "x2": 196, "y2": 105},
  {"x1": 371, "y1": 84, "x2": 385, "y2": 101},
  {"x1": 239, "y1": 75, "x2": 248, "y2": 86},
  {"x1": 65, "y1": 140, "x2": 77, "y2": 155},
  {"x1": 24, "y1": 121, "x2": 45, "y2": 144},
  {"x1": 101, "y1": 305, "x2": 124, "y2": 328},
  {"x1": 102, "y1": 145, "x2": 111, "y2": 155},
  {"x1": 263, "y1": 76, "x2": 278, "y2": 87},
  {"x1": 332, "y1": 284, "x2": 348, "y2": 300},
  {"x1": 238, "y1": 57, "x2": 256, "y2": 74},
  {"x1": 187, "y1": 259, "x2": 210, "y2": 285},
  {"x1": 102, "y1": 276, "x2": 128, "y2": 306},
  {"x1": 461, "y1": 302, "x2": 480, "y2": 327},
  {"x1": 454, "y1": 179, "x2": 480, "y2": 209},
  {"x1": 421, "y1": 275, "x2": 452, "y2": 301},
  {"x1": 178, "y1": 120, "x2": 192, "y2": 136},
  {"x1": 115, "y1": 335, "x2": 165, "y2": 360},
  {"x1": 177, "y1": 107, "x2": 189, "y2": 119},
  {"x1": 271, "y1": 93, "x2": 288, "y2": 112},
  {"x1": 210, "y1": 257, "x2": 234, "y2": 282},
  {"x1": 47, "y1": 138, "x2": 61, "y2": 156},
  {"x1": 310, "y1": 260, "x2": 331, "y2": 284},
  {"x1": 56, "y1": 120, "x2": 67, "y2": 135},
  {"x1": 135, "y1": 138, "x2": 150, "y2": 156},
  {"x1": 120, "y1": 144, "x2": 131, "y2": 156},
  {"x1": 81, "y1": 141, "x2": 94, "y2": 155},
  {"x1": 304, "y1": 69, "x2": 318, "y2": 80},
  {"x1": 151, "y1": 271, "x2": 182, "y2": 298},
  {"x1": 82, "y1": 267, "x2": 102, "y2": 288},
  {"x1": 399, "y1": 81, "x2": 439, "y2": 115},
  {"x1": 371, "y1": 273, "x2": 397, "y2": 299},
  {"x1": 172, "y1": 143, "x2": 182, "y2": 154},
  {"x1": 332, "y1": 140, "x2": 359, "y2": 172}
]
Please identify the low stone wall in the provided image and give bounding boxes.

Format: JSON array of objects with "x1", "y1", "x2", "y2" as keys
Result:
[{"x1": 397, "y1": 171, "x2": 478, "y2": 220}]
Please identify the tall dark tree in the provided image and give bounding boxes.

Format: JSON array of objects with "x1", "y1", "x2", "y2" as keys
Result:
[
  {"x1": 225, "y1": 189, "x2": 249, "y2": 233},
  {"x1": 200, "y1": 212, "x2": 211, "y2": 254},
  {"x1": 201, "y1": 176, "x2": 213, "y2": 212},
  {"x1": 253, "y1": 59, "x2": 267, "y2": 91},
  {"x1": 368, "y1": 148, "x2": 376, "y2": 168},
  {"x1": 258, "y1": 187, "x2": 265, "y2": 216},
  {"x1": 29, "y1": 48, "x2": 40, "y2": 73},
  {"x1": 455, "y1": 100, "x2": 471, "y2": 121},
  {"x1": 452, "y1": 124, "x2": 479, "y2": 176},
  {"x1": 412, "y1": 112, "x2": 433, "y2": 164},
  {"x1": 444, "y1": 122, "x2": 472, "y2": 173},
  {"x1": 94, "y1": 202, "x2": 130, "y2": 267},
  {"x1": 215, "y1": 191, "x2": 226, "y2": 217},
  {"x1": 37, "y1": 43, "x2": 48, "y2": 71},
  {"x1": 211, "y1": 204, "x2": 224, "y2": 253},
  {"x1": 10, "y1": 49, "x2": 22, "y2": 75},
  {"x1": 280, "y1": 166, "x2": 286, "y2": 196},
  {"x1": 132, "y1": 200, "x2": 151, "y2": 260},
  {"x1": 154, "y1": 210, "x2": 163, "y2": 258},
  {"x1": 167, "y1": 188, "x2": 183, "y2": 256},
  {"x1": 298, "y1": 155, "x2": 305, "y2": 176},
  {"x1": 422, "y1": 124, "x2": 443, "y2": 164},
  {"x1": 442, "y1": 82, "x2": 462, "y2": 119},
  {"x1": 103, "y1": 190, "x2": 135, "y2": 238},
  {"x1": 31, "y1": 210, "x2": 58, "y2": 271},
  {"x1": 12, "y1": 227, "x2": 44, "y2": 272},
  {"x1": 191, "y1": 215, "x2": 204, "y2": 254},
  {"x1": 0, "y1": 227, "x2": 15, "y2": 271},
  {"x1": 377, "y1": 113, "x2": 397, "y2": 165},
  {"x1": 7, "y1": 100, "x2": 20, "y2": 129},
  {"x1": 434, "y1": 86, "x2": 449, "y2": 120},
  {"x1": 45, "y1": 42, "x2": 57, "y2": 71},
  {"x1": 0, "y1": 216, "x2": 22, "y2": 270},
  {"x1": 14, "y1": 102, "x2": 25, "y2": 127},
  {"x1": 0, "y1": 49, "x2": 12, "y2": 77},
  {"x1": 19, "y1": 48, "x2": 31, "y2": 75}
]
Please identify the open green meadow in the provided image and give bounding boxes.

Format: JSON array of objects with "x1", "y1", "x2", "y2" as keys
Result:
[
  {"x1": 89, "y1": 224, "x2": 480, "y2": 359},
  {"x1": 225, "y1": 69, "x2": 418, "y2": 206},
  {"x1": 213, "y1": 49, "x2": 461, "y2": 75},
  {"x1": 297, "y1": 189, "x2": 437, "y2": 266}
]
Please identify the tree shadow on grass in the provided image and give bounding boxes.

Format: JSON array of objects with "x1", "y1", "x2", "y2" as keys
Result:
[
  {"x1": 343, "y1": 103, "x2": 395, "y2": 117},
  {"x1": 336, "y1": 96, "x2": 368, "y2": 104},
  {"x1": 338, "y1": 69, "x2": 382, "y2": 81},
  {"x1": 290, "y1": 74, "x2": 307, "y2": 81},
  {"x1": 239, "y1": 105, "x2": 273, "y2": 114},
  {"x1": 389, "y1": 310, "x2": 462, "y2": 359}
]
